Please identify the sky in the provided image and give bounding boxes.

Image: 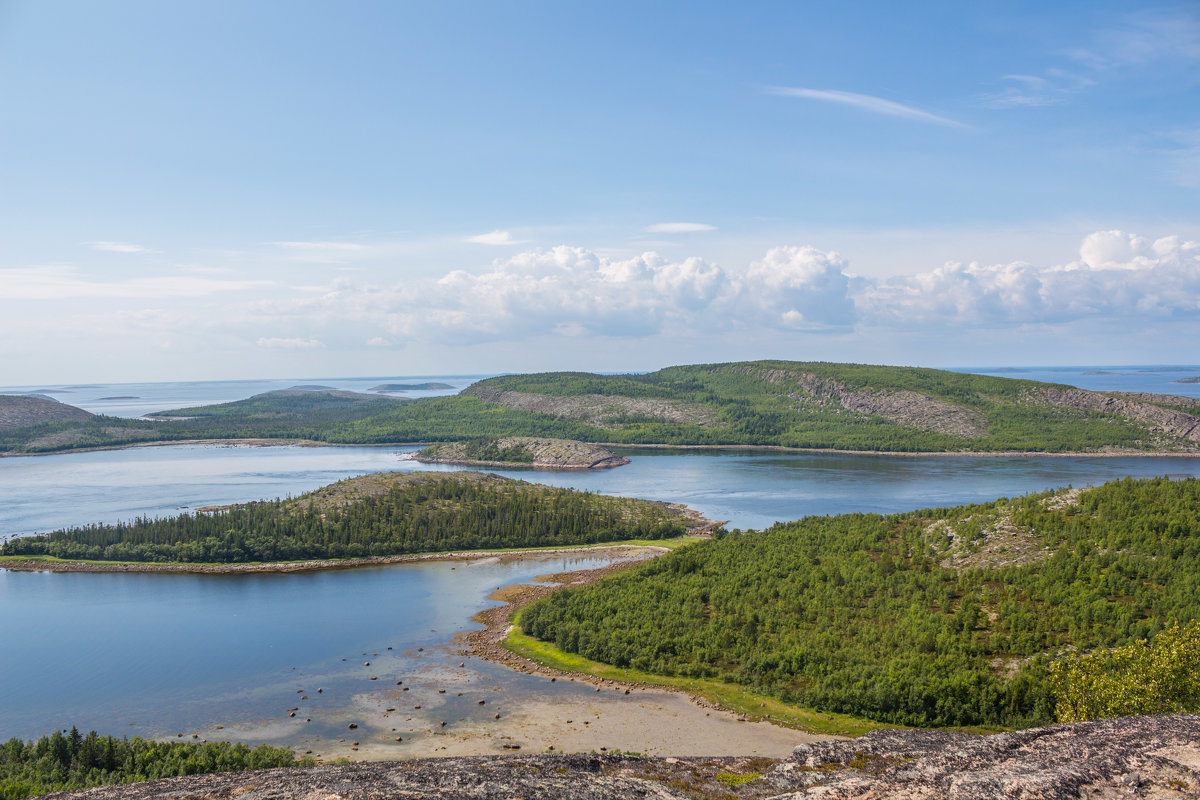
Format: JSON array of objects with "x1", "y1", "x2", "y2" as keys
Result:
[{"x1": 1, "y1": 1, "x2": 1198, "y2": 384}]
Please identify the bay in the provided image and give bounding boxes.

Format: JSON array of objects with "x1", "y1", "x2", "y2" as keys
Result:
[
  {"x1": 5, "y1": 365, "x2": 1200, "y2": 753},
  {"x1": 0, "y1": 551, "x2": 641, "y2": 746}
]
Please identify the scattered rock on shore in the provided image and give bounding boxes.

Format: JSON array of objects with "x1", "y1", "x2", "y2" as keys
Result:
[{"x1": 36, "y1": 715, "x2": 1200, "y2": 800}]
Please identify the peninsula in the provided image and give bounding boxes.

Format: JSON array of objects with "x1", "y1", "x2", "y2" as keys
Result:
[{"x1": 0, "y1": 471, "x2": 701, "y2": 567}]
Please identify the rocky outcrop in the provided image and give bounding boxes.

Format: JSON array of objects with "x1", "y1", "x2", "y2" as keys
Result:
[
  {"x1": 463, "y1": 386, "x2": 720, "y2": 429},
  {"x1": 1027, "y1": 386, "x2": 1200, "y2": 447},
  {"x1": 38, "y1": 755, "x2": 776, "y2": 800},
  {"x1": 40, "y1": 715, "x2": 1200, "y2": 800},
  {"x1": 415, "y1": 437, "x2": 631, "y2": 469},
  {"x1": 836, "y1": 389, "x2": 987, "y2": 439},
  {"x1": 744, "y1": 367, "x2": 988, "y2": 439},
  {"x1": 769, "y1": 714, "x2": 1200, "y2": 799},
  {"x1": 0, "y1": 394, "x2": 93, "y2": 430}
]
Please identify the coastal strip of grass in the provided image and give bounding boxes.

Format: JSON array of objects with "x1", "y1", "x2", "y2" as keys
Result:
[{"x1": 503, "y1": 612, "x2": 885, "y2": 738}]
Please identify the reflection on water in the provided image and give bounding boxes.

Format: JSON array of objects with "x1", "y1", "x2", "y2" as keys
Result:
[
  {"x1": 6, "y1": 443, "x2": 1200, "y2": 537},
  {"x1": 0, "y1": 552, "x2": 629, "y2": 742},
  {"x1": 5, "y1": 432, "x2": 1200, "y2": 746}
]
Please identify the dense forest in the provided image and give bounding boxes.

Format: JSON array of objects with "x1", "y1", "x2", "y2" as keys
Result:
[
  {"x1": 0, "y1": 729, "x2": 305, "y2": 800},
  {"x1": 519, "y1": 477, "x2": 1200, "y2": 728},
  {"x1": 4, "y1": 361, "x2": 1197, "y2": 455},
  {"x1": 0, "y1": 472, "x2": 686, "y2": 563}
]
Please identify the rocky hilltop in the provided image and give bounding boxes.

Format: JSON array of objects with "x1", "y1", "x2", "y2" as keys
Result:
[
  {"x1": 459, "y1": 361, "x2": 1200, "y2": 453},
  {"x1": 40, "y1": 715, "x2": 1200, "y2": 800},
  {"x1": 0, "y1": 394, "x2": 93, "y2": 430},
  {"x1": 414, "y1": 437, "x2": 630, "y2": 469}
]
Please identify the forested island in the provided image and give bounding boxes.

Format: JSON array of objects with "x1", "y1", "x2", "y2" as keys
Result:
[
  {"x1": 413, "y1": 437, "x2": 630, "y2": 469},
  {"x1": 0, "y1": 471, "x2": 690, "y2": 565},
  {"x1": 5, "y1": 361, "x2": 1200, "y2": 456},
  {"x1": 518, "y1": 476, "x2": 1200, "y2": 729}
]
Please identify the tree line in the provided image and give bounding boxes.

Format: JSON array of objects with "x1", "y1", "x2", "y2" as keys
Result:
[{"x1": 0, "y1": 729, "x2": 305, "y2": 800}]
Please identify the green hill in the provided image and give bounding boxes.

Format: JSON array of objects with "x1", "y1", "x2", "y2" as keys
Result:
[
  {"x1": 5, "y1": 361, "x2": 1200, "y2": 455},
  {"x1": 518, "y1": 476, "x2": 1200, "y2": 728},
  {"x1": 0, "y1": 394, "x2": 93, "y2": 430},
  {"x1": 320, "y1": 361, "x2": 1200, "y2": 453}
]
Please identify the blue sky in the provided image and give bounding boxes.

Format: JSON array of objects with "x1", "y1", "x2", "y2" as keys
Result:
[{"x1": 1, "y1": 1, "x2": 1198, "y2": 383}]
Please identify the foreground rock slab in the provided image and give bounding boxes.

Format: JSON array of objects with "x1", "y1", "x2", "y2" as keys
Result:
[
  {"x1": 42, "y1": 715, "x2": 1200, "y2": 800},
  {"x1": 769, "y1": 713, "x2": 1200, "y2": 799}
]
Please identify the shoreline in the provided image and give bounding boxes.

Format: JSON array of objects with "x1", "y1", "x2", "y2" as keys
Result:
[
  {"x1": 462, "y1": 562, "x2": 776, "y2": 723},
  {"x1": 5, "y1": 436, "x2": 1200, "y2": 460},
  {"x1": 602, "y1": 442, "x2": 1200, "y2": 459},
  {"x1": 411, "y1": 456, "x2": 630, "y2": 470},
  {"x1": 0, "y1": 544, "x2": 672, "y2": 575}
]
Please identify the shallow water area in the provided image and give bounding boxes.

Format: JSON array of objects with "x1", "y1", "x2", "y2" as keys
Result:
[{"x1": 0, "y1": 551, "x2": 648, "y2": 749}]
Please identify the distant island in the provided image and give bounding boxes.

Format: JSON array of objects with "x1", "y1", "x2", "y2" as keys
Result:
[
  {"x1": 1172, "y1": 376, "x2": 1200, "y2": 384},
  {"x1": 6, "y1": 360, "x2": 1200, "y2": 456},
  {"x1": 369, "y1": 382, "x2": 455, "y2": 391},
  {"x1": 96, "y1": 395, "x2": 139, "y2": 401},
  {"x1": 414, "y1": 436, "x2": 630, "y2": 469}
]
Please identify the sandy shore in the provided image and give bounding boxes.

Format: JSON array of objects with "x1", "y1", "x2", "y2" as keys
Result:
[{"x1": 170, "y1": 552, "x2": 831, "y2": 761}]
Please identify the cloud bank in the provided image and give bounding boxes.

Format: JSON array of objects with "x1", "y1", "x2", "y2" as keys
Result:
[{"x1": 261, "y1": 230, "x2": 1196, "y2": 348}]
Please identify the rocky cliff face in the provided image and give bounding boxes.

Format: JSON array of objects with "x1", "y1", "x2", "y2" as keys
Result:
[
  {"x1": 42, "y1": 715, "x2": 1200, "y2": 800},
  {"x1": 1027, "y1": 387, "x2": 1200, "y2": 447}
]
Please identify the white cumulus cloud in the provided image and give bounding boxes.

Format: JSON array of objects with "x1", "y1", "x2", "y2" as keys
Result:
[
  {"x1": 858, "y1": 231, "x2": 1200, "y2": 325},
  {"x1": 205, "y1": 230, "x2": 1198, "y2": 354}
]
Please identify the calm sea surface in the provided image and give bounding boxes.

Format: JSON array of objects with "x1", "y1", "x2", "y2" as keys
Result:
[
  {"x1": 3, "y1": 366, "x2": 1200, "y2": 745},
  {"x1": 0, "y1": 552, "x2": 636, "y2": 745}
]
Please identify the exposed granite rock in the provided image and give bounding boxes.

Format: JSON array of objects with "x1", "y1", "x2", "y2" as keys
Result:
[
  {"x1": 835, "y1": 388, "x2": 987, "y2": 439},
  {"x1": 768, "y1": 714, "x2": 1200, "y2": 799},
  {"x1": 39, "y1": 755, "x2": 778, "y2": 800},
  {"x1": 463, "y1": 386, "x2": 721, "y2": 429},
  {"x1": 414, "y1": 437, "x2": 631, "y2": 469},
  {"x1": 39, "y1": 716, "x2": 1200, "y2": 800},
  {"x1": 740, "y1": 367, "x2": 987, "y2": 439},
  {"x1": 1027, "y1": 386, "x2": 1200, "y2": 447}
]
